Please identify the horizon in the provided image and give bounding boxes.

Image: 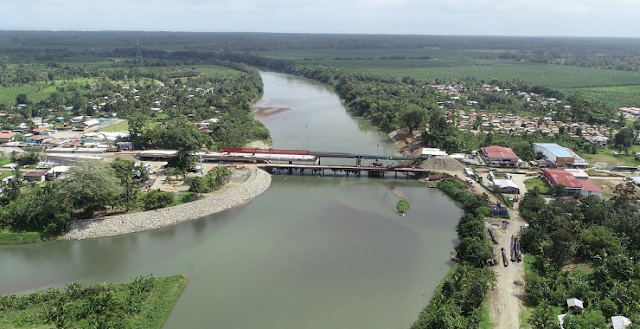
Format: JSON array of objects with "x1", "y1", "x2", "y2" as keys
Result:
[
  {"x1": 2, "y1": 30, "x2": 640, "y2": 41},
  {"x1": 2, "y1": 0, "x2": 639, "y2": 39}
]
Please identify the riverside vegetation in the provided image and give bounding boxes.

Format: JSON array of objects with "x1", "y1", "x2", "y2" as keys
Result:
[
  {"x1": 409, "y1": 178, "x2": 495, "y2": 328},
  {"x1": 0, "y1": 275, "x2": 187, "y2": 329}
]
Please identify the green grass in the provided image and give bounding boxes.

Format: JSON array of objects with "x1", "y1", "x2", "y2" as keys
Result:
[
  {"x1": 0, "y1": 228, "x2": 43, "y2": 245},
  {"x1": 169, "y1": 192, "x2": 202, "y2": 207},
  {"x1": 576, "y1": 85, "x2": 640, "y2": 108},
  {"x1": 127, "y1": 275, "x2": 188, "y2": 329},
  {"x1": 97, "y1": 120, "x2": 129, "y2": 132},
  {"x1": 478, "y1": 299, "x2": 495, "y2": 329},
  {"x1": 0, "y1": 157, "x2": 12, "y2": 166},
  {"x1": 0, "y1": 275, "x2": 187, "y2": 329},
  {"x1": 575, "y1": 263, "x2": 594, "y2": 275},
  {"x1": 581, "y1": 146, "x2": 640, "y2": 168},
  {"x1": 524, "y1": 177, "x2": 550, "y2": 195},
  {"x1": 0, "y1": 78, "x2": 97, "y2": 107}
]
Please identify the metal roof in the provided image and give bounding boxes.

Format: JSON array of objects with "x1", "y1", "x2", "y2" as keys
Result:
[{"x1": 534, "y1": 143, "x2": 574, "y2": 158}]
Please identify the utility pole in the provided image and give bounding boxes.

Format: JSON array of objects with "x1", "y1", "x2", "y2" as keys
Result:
[{"x1": 136, "y1": 40, "x2": 143, "y2": 65}]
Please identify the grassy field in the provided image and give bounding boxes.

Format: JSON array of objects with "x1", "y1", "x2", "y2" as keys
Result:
[
  {"x1": 0, "y1": 275, "x2": 187, "y2": 329},
  {"x1": 523, "y1": 177, "x2": 550, "y2": 195},
  {"x1": 97, "y1": 120, "x2": 129, "y2": 132},
  {"x1": 581, "y1": 146, "x2": 640, "y2": 168},
  {"x1": 0, "y1": 78, "x2": 97, "y2": 106},
  {"x1": 0, "y1": 228, "x2": 43, "y2": 245}
]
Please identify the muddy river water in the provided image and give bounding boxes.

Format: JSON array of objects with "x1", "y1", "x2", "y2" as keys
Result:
[{"x1": 0, "y1": 71, "x2": 461, "y2": 329}]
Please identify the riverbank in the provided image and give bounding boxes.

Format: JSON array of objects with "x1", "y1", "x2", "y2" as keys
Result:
[{"x1": 61, "y1": 166, "x2": 272, "y2": 240}]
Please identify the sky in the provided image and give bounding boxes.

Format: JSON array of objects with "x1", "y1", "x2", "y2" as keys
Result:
[{"x1": 1, "y1": 0, "x2": 639, "y2": 38}]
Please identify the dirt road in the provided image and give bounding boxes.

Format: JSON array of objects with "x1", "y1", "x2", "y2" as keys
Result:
[{"x1": 481, "y1": 174, "x2": 528, "y2": 329}]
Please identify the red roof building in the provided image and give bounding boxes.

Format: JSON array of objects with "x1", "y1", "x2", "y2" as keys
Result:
[
  {"x1": 579, "y1": 180, "x2": 603, "y2": 197},
  {"x1": 481, "y1": 146, "x2": 520, "y2": 167},
  {"x1": 543, "y1": 169, "x2": 582, "y2": 195},
  {"x1": 0, "y1": 131, "x2": 17, "y2": 143}
]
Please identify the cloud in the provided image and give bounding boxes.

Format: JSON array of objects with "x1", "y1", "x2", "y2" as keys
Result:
[{"x1": 1, "y1": 0, "x2": 639, "y2": 37}]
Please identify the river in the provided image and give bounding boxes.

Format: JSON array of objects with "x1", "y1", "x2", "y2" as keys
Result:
[{"x1": 0, "y1": 71, "x2": 461, "y2": 329}]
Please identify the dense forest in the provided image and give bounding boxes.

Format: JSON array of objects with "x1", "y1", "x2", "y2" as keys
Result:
[{"x1": 3, "y1": 31, "x2": 640, "y2": 71}]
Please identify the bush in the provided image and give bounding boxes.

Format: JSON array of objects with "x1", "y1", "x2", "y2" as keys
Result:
[
  {"x1": 143, "y1": 190, "x2": 174, "y2": 210},
  {"x1": 396, "y1": 198, "x2": 410, "y2": 213}
]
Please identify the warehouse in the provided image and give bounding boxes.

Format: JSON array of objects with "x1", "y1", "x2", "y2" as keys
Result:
[
  {"x1": 533, "y1": 143, "x2": 575, "y2": 167},
  {"x1": 480, "y1": 146, "x2": 520, "y2": 167}
]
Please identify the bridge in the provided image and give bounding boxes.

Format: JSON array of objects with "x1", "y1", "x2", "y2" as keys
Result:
[
  {"x1": 219, "y1": 148, "x2": 427, "y2": 178},
  {"x1": 137, "y1": 147, "x2": 428, "y2": 178}
]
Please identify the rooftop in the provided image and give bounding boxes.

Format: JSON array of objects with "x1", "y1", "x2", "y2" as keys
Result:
[
  {"x1": 579, "y1": 180, "x2": 602, "y2": 193},
  {"x1": 544, "y1": 169, "x2": 583, "y2": 189},
  {"x1": 481, "y1": 146, "x2": 519, "y2": 159},
  {"x1": 534, "y1": 143, "x2": 575, "y2": 158}
]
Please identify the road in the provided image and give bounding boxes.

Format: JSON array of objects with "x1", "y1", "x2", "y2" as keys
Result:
[{"x1": 468, "y1": 171, "x2": 528, "y2": 329}]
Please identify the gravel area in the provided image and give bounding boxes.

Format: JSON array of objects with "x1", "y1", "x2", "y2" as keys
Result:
[{"x1": 61, "y1": 167, "x2": 272, "y2": 240}]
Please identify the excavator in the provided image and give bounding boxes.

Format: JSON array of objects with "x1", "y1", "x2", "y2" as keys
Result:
[{"x1": 100, "y1": 133, "x2": 118, "y2": 152}]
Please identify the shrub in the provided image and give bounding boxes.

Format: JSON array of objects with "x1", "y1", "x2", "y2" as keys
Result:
[{"x1": 143, "y1": 190, "x2": 174, "y2": 210}]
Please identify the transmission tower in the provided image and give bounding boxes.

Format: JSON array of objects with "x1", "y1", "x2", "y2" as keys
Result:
[{"x1": 136, "y1": 40, "x2": 143, "y2": 65}]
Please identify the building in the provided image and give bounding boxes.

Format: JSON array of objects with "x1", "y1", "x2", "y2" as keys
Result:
[
  {"x1": 612, "y1": 316, "x2": 632, "y2": 329},
  {"x1": 481, "y1": 146, "x2": 520, "y2": 167},
  {"x1": 421, "y1": 148, "x2": 448, "y2": 158},
  {"x1": 25, "y1": 135, "x2": 51, "y2": 145},
  {"x1": 543, "y1": 169, "x2": 583, "y2": 196},
  {"x1": 533, "y1": 143, "x2": 575, "y2": 167},
  {"x1": 579, "y1": 180, "x2": 603, "y2": 198},
  {"x1": 46, "y1": 166, "x2": 70, "y2": 181},
  {"x1": 619, "y1": 107, "x2": 640, "y2": 117},
  {"x1": 23, "y1": 171, "x2": 47, "y2": 183},
  {"x1": 564, "y1": 169, "x2": 589, "y2": 180},
  {"x1": 567, "y1": 298, "x2": 584, "y2": 314},
  {"x1": 0, "y1": 131, "x2": 17, "y2": 143},
  {"x1": 491, "y1": 179, "x2": 520, "y2": 194},
  {"x1": 558, "y1": 314, "x2": 567, "y2": 329}
]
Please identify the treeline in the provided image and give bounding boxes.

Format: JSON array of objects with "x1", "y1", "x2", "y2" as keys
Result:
[
  {"x1": 0, "y1": 275, "x2": 186, "y2": 329},
  {"x1": 410, "y1": 178, "x2": 495, "y2": 329},
  {"x1": 520, "y1": 183, "x2": 640, "y2": 328},
  {"x1": 0, "y1": 159, "x2": 194, "y2": 238},
  {"x1": 4, "y1": 31, "x2": 640, "y2": 72}
]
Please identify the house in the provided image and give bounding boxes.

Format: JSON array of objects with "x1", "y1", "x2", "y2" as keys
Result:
[
  {"x1": 83, "y1": 119, "x2": 100, "y2": 127},
  {"x1": 0, "y1": 131, "x2": 18, "y2": 143},
  {"x1": 421, "y1": 148, "x2": 448, "y2": 158},
  {"x1": 481, "y1": 146, "x2": 520, "y2": 167},
  {"x1": 558, "y1": 314, "x2": 567, "y2": 329},
  {"x1": 543, "y1": 169, "x2": 583, "y2": 196},
  {"x1": 30, "y1": 127, "x2": 50, "y2": 135},
  {"x1": 567, "y1": 298, "x2": 584, "y2": 314},
  {"x1": 533, "y1": 143, "x2": 575, "y2": 167},
  {"x1": 46, "y1": 166, "x2": 70, "y2": 181},
  {"x1": 612, "y1": 316, "x2": 632, "y2": 329},
  {"x1": 579, "y1": 180, "x2": 603, "y2": 198},
  {"x1": 23, "y1": 171, "x2": 47, "y2": 183},
  {"x1": 490, "y1": 179, "x2": 520, "y2": 194},
  {"x1": 25, "y1": 135, "x2": 50, "y2": 145}
]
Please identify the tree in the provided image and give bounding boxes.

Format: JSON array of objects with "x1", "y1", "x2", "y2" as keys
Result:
[
  {"x1": 614, "y1": 128, "x2": 635, "y2": 155},
  {"x1": 529, "y1": 303, "x2": 559, "y2": 329},
  {"x1": 15, "y1": 93, "x2": 28, "y2": 105},
  {"x1": 58, "y1": 161, "x2": 122, "y2": 217},
  {"x1": 400, "y1": 105, "x2": 426, "y2": 133},
  {"x1": 110, "y1": 158, "x2": 139, "y2": 212}
]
